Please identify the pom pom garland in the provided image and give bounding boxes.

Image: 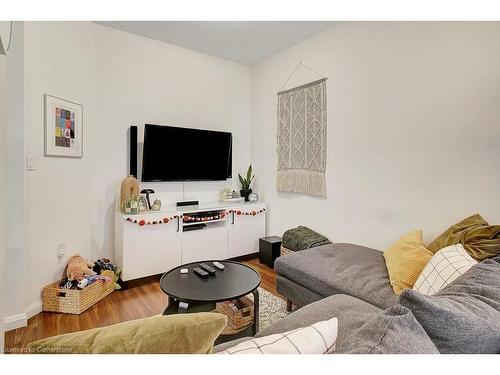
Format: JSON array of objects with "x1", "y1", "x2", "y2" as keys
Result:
[
  {"x1": 126, "y1": 215, "x2": 181, "y2": 226},
  {"x1": 125, "y1": 209, "x2": 264, "y2": 227}
]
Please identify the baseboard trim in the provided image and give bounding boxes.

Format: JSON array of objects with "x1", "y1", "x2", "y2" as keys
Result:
[
  {"x1": 26, "y1": 300, "x2": 42, "y2": 319},
  {"x1": 4, "y1": 300, "x2": 42, "y2": 332},
  {"x1": 4, "y1": 313, "x2": 27, "y2": 332}
]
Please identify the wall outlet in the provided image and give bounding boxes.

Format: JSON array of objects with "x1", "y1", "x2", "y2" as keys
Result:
[{"x1": 56, "y1": 244, "x2": 66, "y2": 264}]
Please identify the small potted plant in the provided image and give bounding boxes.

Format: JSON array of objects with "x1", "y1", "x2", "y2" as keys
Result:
[{"x1": 238, "y1": 165, "x2": 255, "y2": 202}]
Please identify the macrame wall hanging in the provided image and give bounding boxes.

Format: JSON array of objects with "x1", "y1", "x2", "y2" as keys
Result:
[{"x1": 277, "y1": 62, "x2": 327, "y2": 198}]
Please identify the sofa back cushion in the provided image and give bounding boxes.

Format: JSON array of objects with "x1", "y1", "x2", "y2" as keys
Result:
[
  {"x1": 399, "y1": 256, "x2": 500, "y2": 353},
  {"x1": 427, "y1": 213, "x2": 500, "y2": 261},
  {"x1": 341, "y1": 305, "x2": 439, "y2": 354}
]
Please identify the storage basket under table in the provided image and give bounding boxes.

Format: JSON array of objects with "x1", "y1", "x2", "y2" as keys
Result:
[
  {"x1": 216, "y1": 296, "x2": 254, "y2": 330},
  {"x1": 42, "y1": 279, "x2": 114, "y2": 314}
]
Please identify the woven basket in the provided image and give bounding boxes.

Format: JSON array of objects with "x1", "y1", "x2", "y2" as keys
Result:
[
  {"x1": 216, "y1": 296, "x2": 254, "y2": 330},
  {"x1": 280, "y1": 245, "x2": 295, "y2": 257},
  {"x1": 42, "y1": 279, "x2": 114, "y2": 314}
]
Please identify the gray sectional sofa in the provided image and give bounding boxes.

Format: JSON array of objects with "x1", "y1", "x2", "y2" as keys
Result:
[{"x1": 216, "y1": 243, "x2": 500, "y2": 354}]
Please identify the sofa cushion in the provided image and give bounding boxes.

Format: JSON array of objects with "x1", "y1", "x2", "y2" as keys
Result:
[
  {"x1": 399, "y1": 256, "x2": 500, "y2": 354},
  {"x1": 27, "y1": 313, "x2": 228, "y2": 354},
  {"x1": 219, "y1": 318, "x2": 338, "y2": 354},
  {"x1": 413, "y1": 244, "x2": 477, "y2": 295},
  {"x1": 383, "y1": 230, "x2": 433, "y2": 294},
  {"x1": 427, "y1": 213, "x2": 500, "y2": 261},
  {"x1": 341, "y1": 305, "x2": 439, "y2": 354},
  {"x1": 275, "y1": 243, "x2": 398, "y2": 309},
  {"x1": 255, "y1": 294, "x2": 381, "y2": 353}
]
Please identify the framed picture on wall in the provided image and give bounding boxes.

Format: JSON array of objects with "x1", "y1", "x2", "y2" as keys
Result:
[{"x1": 44, "y1": 94, "x2": 83, "y2": 158}]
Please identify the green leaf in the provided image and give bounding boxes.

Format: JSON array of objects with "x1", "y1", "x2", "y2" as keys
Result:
[{"x1": 247, "y1": 165, "x2": 252, "y2": 182}]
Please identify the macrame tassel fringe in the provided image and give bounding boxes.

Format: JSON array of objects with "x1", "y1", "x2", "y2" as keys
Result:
[{"x1": 277, "y1": 169, "x2": 326, "y2": 198}]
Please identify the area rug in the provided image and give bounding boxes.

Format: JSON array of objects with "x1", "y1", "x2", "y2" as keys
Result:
[{"x1": 247, "y1": 287, "x2": 296, "y2": 331}]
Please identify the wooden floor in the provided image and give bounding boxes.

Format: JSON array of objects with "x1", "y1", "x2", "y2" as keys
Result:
[{"x1": 4, "y1": 257, "x2": 278, "y2": 352}]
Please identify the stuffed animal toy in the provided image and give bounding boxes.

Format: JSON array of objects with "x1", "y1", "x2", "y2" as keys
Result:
[
  {"x1": 101, "y1": 269, "x2": 122, "y2": 290},
  {"x1": 66, "y1": 254, "x2": 96, "y2": 281}
]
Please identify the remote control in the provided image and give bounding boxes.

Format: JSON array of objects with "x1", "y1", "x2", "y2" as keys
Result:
[
  {"x1": 193, "y1": 267, "x2": 209, "y2": 278},
  {"x1": 213, "y1": 261, "x2": 225, "y2": 270},
  {"x1": 199, "y1": 263, "x2": 217, "y2": 275}
]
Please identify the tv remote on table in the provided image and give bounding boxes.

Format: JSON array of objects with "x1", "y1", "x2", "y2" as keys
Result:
[
  {"x1": 199, "y1": 263, "x2": 217, "y2": 275},
  {"x1": 213, "y1": 262, "x2": 225, "y2": 270},
  {"x1": 193, "y1": 267, "x2": 209, "y2": 278}
]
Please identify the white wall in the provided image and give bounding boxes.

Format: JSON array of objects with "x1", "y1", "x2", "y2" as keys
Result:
[
  {"x1": 251, "y1": 22, "x2": 500, "y2": 249},
  {"x1": 20, "y1": 22, "x2": 250, "y2": 315},
  {"x1": 4, "y1": 22, "x2": 27, "y2": 329}
]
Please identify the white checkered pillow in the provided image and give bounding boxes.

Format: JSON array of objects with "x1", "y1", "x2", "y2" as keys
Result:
[
  {"x1": 413, "y1": 244, "x2": 477, "y2": 295},
  {"x1": 219, "y1": 318, "x2": 337, "y2": 354}
]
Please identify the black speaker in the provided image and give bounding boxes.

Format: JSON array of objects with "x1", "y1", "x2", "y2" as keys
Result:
[{"x1": 129, "y1": 126, "x2": 138, "y2": 178}]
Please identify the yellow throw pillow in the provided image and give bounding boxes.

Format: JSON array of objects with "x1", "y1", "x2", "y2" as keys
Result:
[
  {"x1": 384, "y1": 230, "x2": 433, "y2": 295},
  {"x1": 427, "y1": 214, "x2": 500, "y2": 261},
  {"x1": 27, "y1": 312, "x2": 227, "y2": 354}
]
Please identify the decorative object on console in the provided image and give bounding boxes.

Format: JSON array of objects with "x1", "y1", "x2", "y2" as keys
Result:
[
  {"x1": 277, "y1": 76, "x2": 327, "y2": 198},
  {"x1": 238, "y1": 164, "x2": 255, "y2": 201},
  {"x1": 140, "y1": 189, "x2": 155, "y2": 211},
  {"x1": 44, "y1": 94, "x2": 83, "y2": 158},
  {"x1": 220, "y1": 185, "x2": 232, "y2": 201},
  {"x1": 152, "y1": 199, "x2": 162, "y2": 211},
  {"x1": 248, "y1": 192, "x2": 258, "y2": 202},
  {"x1": 120, "y1": 175, "x2": 139, "y2": 213}
]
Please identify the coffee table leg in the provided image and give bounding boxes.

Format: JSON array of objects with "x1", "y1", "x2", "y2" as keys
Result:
[
  {"x1": 252, "y1": 289, "x2": 259, "y2": 336},
  {"x1": 178, "y1": 301, "x2": 189, "y2": 313}
]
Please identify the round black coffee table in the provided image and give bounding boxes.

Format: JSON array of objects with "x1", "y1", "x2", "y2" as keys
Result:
[{"x1": 160, "y1": 260, "x2": 261, "y2": 340}]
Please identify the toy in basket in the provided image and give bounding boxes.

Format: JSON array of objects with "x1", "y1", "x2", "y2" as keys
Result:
[{"x1": 42, "y1": 254, "x2": 114, "y2": 314}]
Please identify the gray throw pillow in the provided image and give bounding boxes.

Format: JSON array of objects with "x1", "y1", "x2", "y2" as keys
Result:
[
  {"x1": 341, "y1": 305, "x2": 439, "y2": 354},
  {"x1": 399, "y1": 256, "x2": 500, "y2": 354}
]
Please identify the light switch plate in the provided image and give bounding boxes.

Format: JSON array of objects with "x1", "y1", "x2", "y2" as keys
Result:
[
  {"x1": 26, "y1": 153, "x2": 36, "y2": 171},
  {"x1": 57, "y1": 243, "x2": 66, "y2": 264}
]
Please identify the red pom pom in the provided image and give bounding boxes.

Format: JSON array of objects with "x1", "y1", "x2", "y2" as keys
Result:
[
  {"x1": 139, "y1": 220, "x2": 145, "y2": 226},
  {"x1": 163, "y1": 218, "x2": 169, "y2": 223},
  {"x1": 237, "y1": 210, "x2": 241, "y2": 215}
]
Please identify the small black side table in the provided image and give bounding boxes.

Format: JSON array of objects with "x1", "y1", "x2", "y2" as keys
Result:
[{"x1": 259, "y1": 236, "x2": 282, "y2": 268}]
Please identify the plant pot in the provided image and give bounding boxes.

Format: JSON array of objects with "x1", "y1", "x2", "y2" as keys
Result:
[{"x1": 240, "y1": 189, "x2": 252, "y2": 202}]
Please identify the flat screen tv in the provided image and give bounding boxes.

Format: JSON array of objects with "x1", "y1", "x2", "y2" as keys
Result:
[{"x1": 141, "y1": 124, "x2": 232, "y2": 182}]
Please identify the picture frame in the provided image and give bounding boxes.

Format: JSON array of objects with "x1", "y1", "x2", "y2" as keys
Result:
[{"x1": 44, "y1": 94, "x2": 83, "y2": 158}]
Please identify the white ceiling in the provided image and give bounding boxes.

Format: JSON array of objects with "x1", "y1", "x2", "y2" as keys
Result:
[{"x1": 95, "y1": 21, "x2": 335, "y2": 65}]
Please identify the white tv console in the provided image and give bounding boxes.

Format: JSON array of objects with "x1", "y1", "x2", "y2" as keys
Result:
[{"x1": 114, "y1": 201, "x2": 266, "y2": 281}]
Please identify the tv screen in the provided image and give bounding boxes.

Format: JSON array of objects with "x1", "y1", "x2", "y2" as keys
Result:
[{"x1": 141, "y1": 124, "x2": 232, "y2": 182}]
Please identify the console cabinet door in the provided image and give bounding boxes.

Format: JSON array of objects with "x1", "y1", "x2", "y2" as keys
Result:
[
  {"x1": 227, "y1": 205, "x2": 266, "y2": 258},
  {"x1": 122, "y1": 220, "x2": 181, "y2": 281},
  {"x1": 181, "y1": 223, "x2": 228, "y2": 264}
]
